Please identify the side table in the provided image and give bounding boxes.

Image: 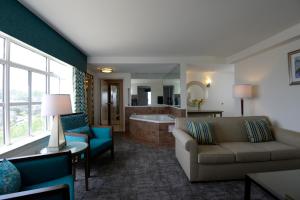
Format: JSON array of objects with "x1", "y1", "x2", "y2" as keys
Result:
[{"x1": 41, "y1": 141, "x2": 89, "y2": 191}]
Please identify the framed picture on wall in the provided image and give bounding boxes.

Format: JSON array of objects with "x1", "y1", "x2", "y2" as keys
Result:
[{"x1": 288, "y1": 49, "x2": 300, "y2": 85}]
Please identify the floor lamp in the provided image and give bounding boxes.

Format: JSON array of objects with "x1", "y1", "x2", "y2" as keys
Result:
[
  {"x1": 41, "y1": 94, "x2": 72, "y2": 151},
  {"x1": 233, "y1": 84, "x2": 253, "y2": 116}
]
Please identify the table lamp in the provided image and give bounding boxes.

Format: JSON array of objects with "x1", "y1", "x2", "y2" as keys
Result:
[
  {"x1": 41, "y1": 94, "x2": 72, "y2": 151},
  {"x1": 233, "y1": 84, "x2": 253, "y2": 116}
]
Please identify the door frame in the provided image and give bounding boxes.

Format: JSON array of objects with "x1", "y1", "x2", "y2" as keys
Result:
[{"x1": 100, "y1": 79, "x2": 124, "y2": 132}]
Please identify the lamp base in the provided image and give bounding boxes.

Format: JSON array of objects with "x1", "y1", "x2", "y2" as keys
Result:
[
  {"x1": 241, "y1": 98, "x2": 244, "y2": 116},
  {"x1": 47, "y1": 115, "x2": 66, "y2": 152}
]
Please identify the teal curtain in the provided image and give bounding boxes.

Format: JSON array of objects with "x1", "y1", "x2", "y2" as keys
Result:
[{"x1": 73, "y1": 68, "x2": 87, "y2": 113}]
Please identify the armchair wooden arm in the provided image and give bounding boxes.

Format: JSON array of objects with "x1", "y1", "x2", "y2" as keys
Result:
[{"x1": 0, "y1": 184, "x2": 69, "y2": 200}]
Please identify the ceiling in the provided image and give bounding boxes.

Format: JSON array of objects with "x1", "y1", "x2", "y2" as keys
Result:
[
  {"x1": 19, "y1": 0, "x2": 300, "y2": 58},
  {"x1": 187, "y1": 64, "x2": 234, "y2": 73},
  {"x1": 89, "y1": 63, "x2": 179, "y2": 73}
]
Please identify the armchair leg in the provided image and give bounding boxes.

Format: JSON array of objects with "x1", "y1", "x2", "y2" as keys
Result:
[
  {"x1": 85, "y1": 150, "x2": 89, "y2": 190},
  {"x1": 86, "y1": 148, "x2": 91, "y2": 178},
  {"x1": 72, "y1": 164, "x2": 76, "y2": 181}
]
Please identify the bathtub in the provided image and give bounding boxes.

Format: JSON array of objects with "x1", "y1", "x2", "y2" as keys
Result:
[
  {"x1": 129, "y1": 114, "x2": 175, "y2": 123},
  {"x1": 129, "y1": 114, "x2": 175, "y2": 146}
]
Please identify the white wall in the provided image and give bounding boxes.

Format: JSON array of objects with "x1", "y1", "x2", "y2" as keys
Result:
[
  {"x1": 234, "y1": 38, "x2": 300, "y2": 131},
  {"x1": 186, "y1": 67, "x2": 236, "y2": 116}
]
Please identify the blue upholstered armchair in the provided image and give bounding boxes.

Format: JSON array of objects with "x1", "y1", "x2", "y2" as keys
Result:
[
  {"x1": 0, "y1": 152, "x2": 74, "y2": 200},
  {"x1": 61, "y1": 113, "x2": 114, "y2": 174}
]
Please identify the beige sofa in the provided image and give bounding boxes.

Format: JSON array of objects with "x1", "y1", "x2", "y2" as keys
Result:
[{"x1": 173, "y1": 116, "x2": 300, "y2": 182}]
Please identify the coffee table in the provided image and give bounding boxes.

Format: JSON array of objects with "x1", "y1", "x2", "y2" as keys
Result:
[
  {"x1": 41, "y1": 141, "x2": 89, "y2": 191},
  {"x1": 245, "y1": 169, "x2": 300, "y2": 200}
]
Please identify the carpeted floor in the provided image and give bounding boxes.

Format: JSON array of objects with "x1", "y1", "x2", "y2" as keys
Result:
[{"x1": 75, "y1": 134, "x2": 273, "y2": 200}]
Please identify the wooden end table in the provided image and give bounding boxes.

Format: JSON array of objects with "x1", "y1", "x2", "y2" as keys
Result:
[{"x1": 40, "y1": 141, "x2": 89, "y2": 191}]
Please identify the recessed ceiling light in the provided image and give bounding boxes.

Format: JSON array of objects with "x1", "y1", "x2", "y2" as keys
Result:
[{"x1": 97, "y1": 66, "x2": 113, "y2": 73}]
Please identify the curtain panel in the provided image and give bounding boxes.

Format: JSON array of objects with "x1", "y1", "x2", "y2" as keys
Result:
[{"x1": 73, "y1": 68, "x2": 87, "y2": 113}]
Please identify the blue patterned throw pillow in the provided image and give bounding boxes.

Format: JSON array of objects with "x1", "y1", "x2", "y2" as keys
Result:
[
  {"x1": 244, "y1": 119, "x2": 274, "y2": 143},
  {"x1": 186, "y1": 121, "x2": 215, "y2": 144},
  {"x1": 0, "y1": 159, "x2": 21, "y2": 194}
]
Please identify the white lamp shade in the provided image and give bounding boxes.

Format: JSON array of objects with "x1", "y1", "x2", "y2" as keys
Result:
[
  {"x1": 41, "y1": 94, "x2": 72, "y2": 116},
  {"x1": 233, "y1": 84, "x2": 253, "y2": 98}
]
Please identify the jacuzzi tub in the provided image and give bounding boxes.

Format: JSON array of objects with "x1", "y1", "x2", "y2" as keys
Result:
[
  {"x1": 129, "y1": 114, "x2": 175, "y2": 146},
  {"x1": 129, "y1": 114, "x2": 175, "y2": 123}
]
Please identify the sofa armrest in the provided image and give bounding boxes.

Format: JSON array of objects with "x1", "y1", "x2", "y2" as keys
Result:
[
  {"x1": 172, "y1": 128, "x2": 198, "y2": 181},
  {"x1": 172, "y1": 128, "x2": 197, "y2": 152},
  {"x1": 0, "y1": 184, "x2": 70, "y2": 200},
  {"x1": 273, "y1": 128, "x2": 300, "y2": 148}
]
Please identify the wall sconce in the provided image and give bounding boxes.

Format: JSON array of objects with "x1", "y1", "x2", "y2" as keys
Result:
[{"x1": 206, "y1": 79, "x2": 211, "y2": 87}]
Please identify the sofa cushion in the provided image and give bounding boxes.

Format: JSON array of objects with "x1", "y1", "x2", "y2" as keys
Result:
[
  {"x1": 186, "y1": 121, "x2": 215, "y2": 144},
  {"x1": 0, "y1": 160, "x2": 21, "y2": 194},
  {"x1": 198, "y1": 145, "x2": 235, "y2": 164},
  {"x1": 244, "y1": 119, "x2": 274, "y2": 143},
  {"x1": 220, "y1": 142, "x2": 270, "y2": 162},
  {"x1": 22, "y1": 175, "x2": 74, "y2": 200},
  {"x1": 252, "y1": 141, "x2": 300, "y2": 161}
]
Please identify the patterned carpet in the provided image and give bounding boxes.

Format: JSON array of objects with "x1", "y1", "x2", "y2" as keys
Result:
[{"x1": 74, "y1": 134, "x2": 273, "y2": 200}]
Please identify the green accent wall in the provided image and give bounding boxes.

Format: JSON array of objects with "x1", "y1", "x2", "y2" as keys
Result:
[{"x1": 0, "y1": 0, "x2": 87, "y2": 72}]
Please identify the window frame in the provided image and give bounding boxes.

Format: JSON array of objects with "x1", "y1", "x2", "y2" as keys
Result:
[{"x1": 0, "y1": 32, "x2": 73, "y2": 146}]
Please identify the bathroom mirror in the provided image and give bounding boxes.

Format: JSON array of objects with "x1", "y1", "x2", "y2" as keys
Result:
[
  {"x1": 186, "y1": 81, "x2": 208, "y2": 107},
  {"x1": 131, "y1": 79, "x2": 180, "y2": 107},
  {"x1": 130, "y1": 65, "x2": 181, "y2": 107}
]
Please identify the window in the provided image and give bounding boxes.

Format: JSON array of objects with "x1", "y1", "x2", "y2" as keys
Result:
[
  {"x1": 49, "y1": 60, "x2": 73, "y2": 94},
  {"x1": 10, "y1": 42, "x2": 46, "y2": 71},
  {"x1": 31, "y1": 73, "x2": 46, "y2": 136},
  {"x1": 0, "y1": 32, "x2": 74, "y2": 146},
  {"x1": 10, "y1": 67, "x2": 28, "y2": 102},
  {"x1": 31, "y1": 104, "x2": 44, "y2": 136},
  {"x1": 10, "y1": 105, "x2": 28, "y2": 142},
  {"x1": 32, "y1": 73, "x2": 46, "y2": 102},
  {"x1": 0, "y1": 37, "x2": 4, "y2": 59},
  {"x1": 0, "y1": 107, "x2": 3, "y2": 146},
  {"x1": 50, "y1": 76, "x2": 59, "y2": 94},
  {"x1": 0, "y1": 64, "x2": 3, "y2": 146}
]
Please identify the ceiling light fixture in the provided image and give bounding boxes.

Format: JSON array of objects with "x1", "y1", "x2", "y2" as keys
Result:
[{"x1": 97, "y1": 66, "x2": 113, "y2": 73}]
